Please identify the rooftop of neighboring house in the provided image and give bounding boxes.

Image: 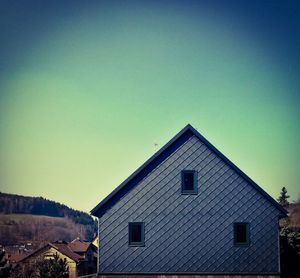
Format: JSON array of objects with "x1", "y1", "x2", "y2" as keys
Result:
[
  {"x1": 9, "y1": 237, "x2": 97, "y2": 266},
  {"x1": 91, "y1": 234, "x2": 99, "y2": 248},
  {"x1": 18, "y1": 240, "x2": 84, "y2": 264},
  {"x1": 6, "y1": 250, "x2": 28, "y2": 264},
  {"x1": 50, "y1": 241, "x2": 84, "y2": 262},
  {"x1": 68, "y1": 238, "x2": 91, "y2": 254}
]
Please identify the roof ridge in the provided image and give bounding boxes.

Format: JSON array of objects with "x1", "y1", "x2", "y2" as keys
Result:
[{"x1": 91, "y1": 124, "x2": 287, "y2": 217}]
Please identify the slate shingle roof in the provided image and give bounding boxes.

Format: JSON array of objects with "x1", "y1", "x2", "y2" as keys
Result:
[
  {"x1": 91, "y1": 124, "x2": 287, "y2": 217},
  {"x1": 97, "y1": 130, "x2": 285, "y2": 272}
]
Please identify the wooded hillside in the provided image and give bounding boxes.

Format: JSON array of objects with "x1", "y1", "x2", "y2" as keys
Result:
[
  {"x1": 0, "y1": 193, "x2": 94, "y2": 225},
  {"x1": 0, "y1": 193, "x2": 97, "y2": 247}
]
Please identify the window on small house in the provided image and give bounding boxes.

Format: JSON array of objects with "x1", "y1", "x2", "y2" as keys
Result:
[
  {"x1": 181, "y1": 170, "x2": 198, "y2": 194},
  {"x1": 129, "y1": 222, "x2": 145, "y2": 246},
  {"x1": 234, "y1": 222, "x2": 250, "y2": 246}
]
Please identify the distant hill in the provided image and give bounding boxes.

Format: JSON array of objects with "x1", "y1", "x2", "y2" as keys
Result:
[
  {"x1": 0, "y1": 192, "x2": 94, "y2": 224},
  {"x1": 0, "y1": 193, "x2": 97, "y2": 247}
]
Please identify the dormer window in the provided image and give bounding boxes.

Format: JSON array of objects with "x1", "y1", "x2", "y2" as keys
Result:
[{"x1": 181, "y1": 170, "x2": 198, "y2": 194}]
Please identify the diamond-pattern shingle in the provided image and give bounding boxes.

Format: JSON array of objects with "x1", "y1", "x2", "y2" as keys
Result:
[{"x1": 98, "y1": 134, "x2": 283, "y2": 273}]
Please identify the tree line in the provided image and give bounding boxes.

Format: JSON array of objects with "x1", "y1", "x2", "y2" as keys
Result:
[
  {"x1": 0, "y1": 192, "x2": 96, "y2": 229},
  {"x1": 277, "y1": 187, "x2": 300, "y2": 278}
]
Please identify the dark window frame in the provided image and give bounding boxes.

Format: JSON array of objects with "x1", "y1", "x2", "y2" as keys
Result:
[
  {"x1": 181, "y1": 170, "x2": 198, "y2": 194},
  {"x1": 233, "y1": 222, "x2": 250, "y2": 247},
  {"x1": 128, "y1": 222, "x2": 145, "y2": 247}
]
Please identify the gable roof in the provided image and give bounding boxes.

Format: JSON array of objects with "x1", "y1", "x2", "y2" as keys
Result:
[
  {"x1": 91, "y1": 124, "x2": 287, "y2": 217},
  {"x1": 19, "y1": 241, "x2": 83, "y2": 263},
  {"x1": 68, "y1": 238, "x2": 91, "y2": 253},
  {"x1": 51, "y1": 242, "x2": 83, "y2": 262},
  {"x1": 7, "y1": 252, "x2": 27, "y2": 264}
]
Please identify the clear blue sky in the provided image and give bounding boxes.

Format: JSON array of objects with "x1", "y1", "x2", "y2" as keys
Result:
[{"x1": 0, "y1": 0, "x2": 299, "y2": 212}]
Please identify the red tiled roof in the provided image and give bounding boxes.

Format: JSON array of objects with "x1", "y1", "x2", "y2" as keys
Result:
[
  {"x1": 50, "y1": 242, "x2": 83, "y2": 262},
  {"x1": 68, "y1": 238, "x2": 90, "y2": 253},
  {"x1": 8, "y1": 252, "x2": 29, "y2": 263},
  {"x1": 19, "y1": 241, "x2": 84, "y2": 263}
]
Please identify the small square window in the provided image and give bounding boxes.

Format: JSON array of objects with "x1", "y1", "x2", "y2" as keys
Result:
[
  {"x1": 129, "y1": 222, "x2": 145, "y2": 247},
  {"x1": 234, "y1": 222, "x2": 250, "y2": 246},
  {"x1": 181, "y1": 170, "x2": 198, "y2": 194}
]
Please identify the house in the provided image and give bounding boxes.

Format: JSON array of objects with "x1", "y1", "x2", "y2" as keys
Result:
[
  {"x1": 91, "y1": 124, "x2": 287, "y2": 277},
  {"x1": 91, "y1": 234, "x2": 99, "y2": 249},
  {"x1": 68, "y1": 238, "x2": 97, "y2": 274},
  {"x1": 17, "y1": 241, "x2": 82, "y2": 277},
  {"x1": 16, "y1": 240, "x2": 97, "y2": 277},
  {"x1": 6, "y1": 250, "x2": 28, "y2": 266}
]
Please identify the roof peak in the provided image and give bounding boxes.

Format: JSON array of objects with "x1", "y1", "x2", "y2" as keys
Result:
[{"x1": 91, "y1": 124, "x2": 287, "y2": 217}]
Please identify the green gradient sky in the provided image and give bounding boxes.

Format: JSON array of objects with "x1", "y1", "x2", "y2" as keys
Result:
[{"x1": 0, "y1": 1, "x2": 299, "y2": 212}]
